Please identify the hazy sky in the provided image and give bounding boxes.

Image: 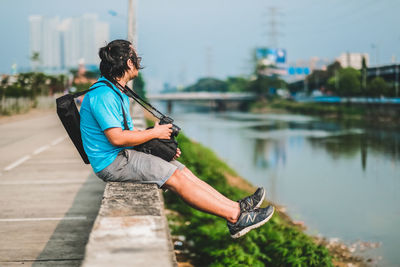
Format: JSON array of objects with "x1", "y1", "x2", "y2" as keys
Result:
[{"x1": 0, "y1": 0, "x2": 399, "y2": 91}]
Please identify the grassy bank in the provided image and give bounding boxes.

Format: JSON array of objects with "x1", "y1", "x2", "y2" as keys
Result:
[
  {"x1": 164, "y1": 132, "x2": 333, "y2": 266},
  {"x1": 251, "y1": 99, "x2": 400, "y2": 127}
]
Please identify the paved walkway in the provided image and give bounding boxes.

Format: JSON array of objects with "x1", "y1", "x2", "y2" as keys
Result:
[{"x1": 0, "y1": 110, "x2": 105, "y2": 266}]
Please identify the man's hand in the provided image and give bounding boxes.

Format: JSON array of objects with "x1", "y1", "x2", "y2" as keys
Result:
[
  {"x1": 173, "y1": 148, "x2": 181, "y2": 160},
  {"x1": 152, "y1": 122, "x2": 173, "y2": 139}
]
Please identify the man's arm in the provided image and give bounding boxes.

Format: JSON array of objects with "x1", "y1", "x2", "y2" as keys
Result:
[{"x1": 104, "y1": 122, "x2": 172, "y2": 147}]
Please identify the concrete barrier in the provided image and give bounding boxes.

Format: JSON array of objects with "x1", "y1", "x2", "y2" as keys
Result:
[
  {"x1": 82, "y1": 103, "x2": 177, "y2": 267},
  {"x1": 82, "y1": 183, "x2": 177, "y2": 267}
]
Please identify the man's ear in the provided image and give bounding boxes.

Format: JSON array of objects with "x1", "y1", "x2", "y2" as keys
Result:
[{"x1": 127, "y1": 58, "x2": 134, "y2": 68}]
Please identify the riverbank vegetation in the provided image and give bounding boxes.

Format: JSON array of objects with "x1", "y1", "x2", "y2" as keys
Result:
[
  {"x1": 163, "y1": 132, "x2": 335, "y2": 266},
  {"x1": 251, "y1": 98, "x2": 400, "y2": 127},
  {"x1": 0, "y1": 69, "x2": 147, "y2": 116}
]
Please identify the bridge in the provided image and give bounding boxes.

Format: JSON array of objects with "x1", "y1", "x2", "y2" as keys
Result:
[{"x1": 147, "y1": 92, "x2": 257, "y2": 112}]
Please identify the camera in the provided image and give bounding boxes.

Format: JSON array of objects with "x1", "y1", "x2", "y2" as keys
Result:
[{"x1": 159, "y1": 116, "x2": 180, "y2": 138}]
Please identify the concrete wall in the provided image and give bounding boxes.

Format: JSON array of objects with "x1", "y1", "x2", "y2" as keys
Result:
[{"x1": 82, "y1": 183, "x2": 177, "y2": 267}]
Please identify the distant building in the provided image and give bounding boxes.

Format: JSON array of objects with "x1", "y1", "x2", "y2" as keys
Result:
[
  {"x1": 29, "y1": 14, "x2": 109, "y2": 72},
  {"x1": 336, "y1": 53, "x2": 369, "y2": 69},
  {"x1": 29, "y1": 15, "x2": 61, "y2": 70}
]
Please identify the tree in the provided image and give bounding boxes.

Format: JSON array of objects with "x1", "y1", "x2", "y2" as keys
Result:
[
  {"x1": 247, "y1": 75, "x2": 284, "y2": 96},
  {"x1": 307, "y1": 61, "x2": 342, "y2": 94},
  {"x1": 367, "y1": 77, "x2": 389, "y2": 97},
  {"x1": 30, "y1": 52, "x2": 41, "y2": 71},
  {"x1": 326, "y1": 61, "x2": 342, "y2": 77},
  {"x1": 328, "y1": 68, "x2": 361, "y2": 96},
  {"x1": 226, "y1": 77, "x2": 249, "y2": 92},
  {"x1": 338, "y1": 68, "x2": 361, "y2": 96},
  {"x1": 133, "y1": 73, "x2": 146, "y2": 100},
  {"x1": 184, "y1": 78, "x2": 228, "y2": 92}
]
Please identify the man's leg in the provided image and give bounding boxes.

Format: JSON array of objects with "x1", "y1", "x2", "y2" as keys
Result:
[
  {"x1": 181, "y1": 167, "x2": 239, "y2": 209},
  {"x1": 163, "y1": 169, "x2": 240, "y2": 223}
]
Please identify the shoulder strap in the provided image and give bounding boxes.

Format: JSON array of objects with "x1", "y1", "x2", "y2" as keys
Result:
[
  {"x1": 107, "y1": 78, "x2": 166, "y2": 120},
  {"x1": 123, "y1": 86, "x2": 165, "y2": 120},
  {"x1": 98, "y1": 80, "x2": 129, "y2": 130},
  {"x1": 74, "y1": 80, "x2": 129, "y2": 130},
  {"x1": 71, "y1": 81, "x2": 105, "y2": 98}
]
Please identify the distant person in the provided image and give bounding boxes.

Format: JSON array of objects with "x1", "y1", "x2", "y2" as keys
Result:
[{"x1": 79, "y1": 39, "x2": 274, "y2": 238}]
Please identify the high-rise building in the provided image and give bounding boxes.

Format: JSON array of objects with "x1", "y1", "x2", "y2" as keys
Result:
[
  {"x1": 29, "y1": 15, "x2": 61, "y2": 70},
  {"x1": 29, "y1": 14, "x2": 109, "y2": 72}
]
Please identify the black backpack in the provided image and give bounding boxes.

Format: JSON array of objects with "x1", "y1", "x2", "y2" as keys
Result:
[
  {"x1": 56, "y1": 80, "x2": 179, "y2": 164},
  {"x1": 56, "y1": 80, "x2": 126, "y2": 164},
  {"x1": 56, "y1": 91, "x2": 89, "y2": 163}
]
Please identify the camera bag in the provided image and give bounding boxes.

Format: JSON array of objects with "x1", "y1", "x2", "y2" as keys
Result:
[
  {"x1": 132, "y1": 128, "x2": 178, "y2": 162},
  {"x1": 114, "y1": 83, "x2": 179, "y2": 162}
]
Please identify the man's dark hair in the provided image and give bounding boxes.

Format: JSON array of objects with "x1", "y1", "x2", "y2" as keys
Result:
[{"x1": 99, "y1": 39, "x2": 142, "y2": 79}]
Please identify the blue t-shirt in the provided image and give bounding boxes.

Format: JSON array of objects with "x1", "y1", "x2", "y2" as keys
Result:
[{"x1": 80, "y1": 77, "x2": 134, "y2": 173}]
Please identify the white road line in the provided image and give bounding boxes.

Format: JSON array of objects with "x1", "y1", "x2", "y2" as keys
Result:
[
  {"x1": 4, "y1": 155, "x2": 31, "y2": 171},
  {"x1": 0, "y1": 216, "x2": 87, "y2": 222},
  {"x1": 33, "y1": 159, "x2": 82, "y2": 164},
  {"x1": 51, "y1": 136, "x2": 66, "y2": 146},
  {"x1": 33, "y1": 145, "x2": 50, "y2": 155},
  {"x1": 3, "y1": 135, "x2": 69, "y2": 172},
  {"x1": 0, "y1": 179, "x2": 84, "y2": 185}
]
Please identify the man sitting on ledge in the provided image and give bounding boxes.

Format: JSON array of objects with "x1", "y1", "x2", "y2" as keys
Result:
[{"x1": 80, "y1": 39, "x2": 274, "y2": 238}]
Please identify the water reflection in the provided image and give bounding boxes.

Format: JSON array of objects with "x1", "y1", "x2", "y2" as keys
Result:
[
  {"x1": 171, "y1": 109, "x2": 400, "y2": 266},
  {"x1": 308, "y1": 129, "x2": 400, "y2": 171},
  {"x1": 245, "y1": 116, "x2": 400, "y2": 172},
  {"x1": 253, "y1": 139, "x2": 286, "y2": 169}
]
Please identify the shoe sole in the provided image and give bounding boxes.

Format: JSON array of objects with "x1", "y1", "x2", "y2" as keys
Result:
[
  {"x1": 231, "y1": 206, "x2": 275, "y2": 239},
  {"x1": 255, "y1": 188, "x2": 266, "y2": 209}
]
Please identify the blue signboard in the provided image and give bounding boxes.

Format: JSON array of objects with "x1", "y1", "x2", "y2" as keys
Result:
[
  {"x1": 288, "y1": 67, "x2": 310, "y2": 76},
  {"x1": 256, "y1": 48, "x2": 286, "y2": 64}
]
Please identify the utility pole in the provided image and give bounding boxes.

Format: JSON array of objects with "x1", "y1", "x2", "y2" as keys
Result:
[
  {"x1": 128, "y1": 0, "x2": 137, "y2": 47},
  {"x1": 395, "y1": 64, "x2": 399, "y2": 97},
  {"x1": 335, "y1": 69, "x2": 340, "y2": 93},
  {"x1": 128, "y1": 0, "x2": 137, "y2": 90},
  {"x1": 371, "y1": 43, "x2": 379, "y2": 66},
  {"x1": 205, "y1": 46, "x2": 213, "y2": 78},
  {"x1": 361, "y1": 56, "x2": 367, "y2": 95}
]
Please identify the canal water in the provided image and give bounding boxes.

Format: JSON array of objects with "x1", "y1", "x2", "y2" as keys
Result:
[{"x1": 164, "y1": 104, "x2": 400, "y2": 266}]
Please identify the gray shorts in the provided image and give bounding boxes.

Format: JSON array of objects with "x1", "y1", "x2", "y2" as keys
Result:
[{"x1": 96, "y1": 149, "x2": 185, "y2": 188}]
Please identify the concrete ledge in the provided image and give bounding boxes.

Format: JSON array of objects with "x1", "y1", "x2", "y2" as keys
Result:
[{"x1": 82, "y1": 183, "x2": 177, "y2": 267}]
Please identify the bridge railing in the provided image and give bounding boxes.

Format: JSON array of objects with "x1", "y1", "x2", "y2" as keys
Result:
[{"x1": 148, "y1": 91, "x2": 256, "y2": 101}]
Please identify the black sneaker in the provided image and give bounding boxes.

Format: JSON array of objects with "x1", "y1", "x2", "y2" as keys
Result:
[
  {"x1": 227, "y1": 205, "x2": 274, "y2": 239},
  {"x1": 238, "y1": 187, "x2": 266, "y2": 212}
]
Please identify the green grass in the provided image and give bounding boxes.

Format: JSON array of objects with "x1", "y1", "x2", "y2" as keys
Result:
[{"x1": 164, "y1": 133, "x2": 333, "y2": 266}]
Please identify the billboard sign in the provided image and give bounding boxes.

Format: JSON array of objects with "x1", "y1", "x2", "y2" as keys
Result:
[{"x1": 256, "y1": 48, "x2": 286, "y2": 64}]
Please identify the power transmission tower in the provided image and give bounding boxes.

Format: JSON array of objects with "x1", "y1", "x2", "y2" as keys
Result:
[
  {"x1": 265, "y1": 6, "x2": 283, "y2": 48},
  {"x1": 128, "y1": 0, "x2": 137, "y2": 91}
]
